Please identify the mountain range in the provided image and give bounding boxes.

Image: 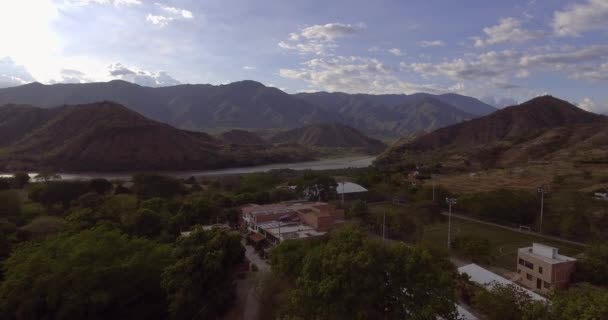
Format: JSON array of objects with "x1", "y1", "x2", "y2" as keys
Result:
[
  {"x1": 376, "y1": 96, "x2": 608, "y2": 168},
  {"x1": 0, "y1": 102, "x2": 388, "y2": 172},
  {"x1": 0, "y1": 102, "x2": 321, "y2": 172},
  {"x1": 0, "y1": 80, "x2": 496, "y2": 138}
]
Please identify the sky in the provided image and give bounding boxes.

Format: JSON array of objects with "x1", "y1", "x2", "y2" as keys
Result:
[{"x1": 0, "y1": 0, "x2": 607, "y2": 113}]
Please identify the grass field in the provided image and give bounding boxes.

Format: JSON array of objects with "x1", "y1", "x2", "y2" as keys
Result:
[
  {"x1": 421, "y1": 217, "x2": 585, "y2": 271},
  {"x1": 368, "y1": 202, "x2": 585, "y2": 271}
]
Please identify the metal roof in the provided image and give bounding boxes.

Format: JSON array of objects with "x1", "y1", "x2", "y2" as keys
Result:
[
  {"x1": 337, "y1": 182, "x2": 368, "y2": 194},
  {"x1": 458, "y1": 264, "x2": 546, "y2": 301}
]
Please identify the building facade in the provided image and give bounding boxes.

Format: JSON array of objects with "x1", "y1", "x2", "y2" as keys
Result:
[
  {"x1": 516, "y1": 243, "x2": 576, "y2": 294},
  {"x1": 241, "y1": 200, "x2": 345, "y2": 244}
]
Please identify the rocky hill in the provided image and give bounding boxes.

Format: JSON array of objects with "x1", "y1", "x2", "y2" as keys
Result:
[
  {"x1": 0, "y1": 102, "x2": 316, "y2": 172},
  {"x1": 269, "y1": 123, "x2": 387, "y2": 154},
  {"x1": 293, "y1": 92, "x2": 487, "y2": 137},
  {"x1": 377, "y1": 96, "x2": 608, "y2": 168},
  {"x1": 218, "y1": 129, "x2": 266, "y2": 145}
]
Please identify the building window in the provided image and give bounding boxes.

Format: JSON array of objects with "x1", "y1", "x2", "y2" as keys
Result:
[
  {"x1": 539, "y1": 266, "x2": 543, "y2": 274},
  {"x1": 544, "y1": 281, "x2": 551, "y2": 289},
  {"x1": 519, "y1": 259, "x2": 534, "y2": 269},
  {"x1": 526, "y1": 273, "x2": 533, "y2": 281}
]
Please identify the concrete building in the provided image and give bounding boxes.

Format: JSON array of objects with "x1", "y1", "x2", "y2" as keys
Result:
[
  {"x1": 241, "y1": 200, "x2": 345, "y2": 244},
  {"x1": 516, "y1": 243, "x2": 576, "y2": 294}
]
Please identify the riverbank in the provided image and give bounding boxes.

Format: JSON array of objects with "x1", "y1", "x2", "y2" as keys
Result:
[{"x1": 0, "y1": 156, "x2": 375, "y2": 181}]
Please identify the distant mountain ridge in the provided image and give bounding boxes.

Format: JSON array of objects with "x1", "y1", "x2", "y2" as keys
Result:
[
  {"x1": 269, "y1": 123, "x2": 387, "y2": 154},
  {"x1": 0, "y1": 80, "x2": 496, "y2": 138},
  {"x1": 377, "y1": 96, "x2": 608, "y2": 168}
]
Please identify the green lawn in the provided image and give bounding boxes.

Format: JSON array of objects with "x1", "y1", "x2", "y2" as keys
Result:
[
  {"x1": 368, "y1": 202, "x2": 585, "y2": 271},
  {"x1": 422, "y1": 218, "x2": 584, "y2": 270}
]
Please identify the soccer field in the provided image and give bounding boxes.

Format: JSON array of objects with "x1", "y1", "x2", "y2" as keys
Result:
[{"x1": 421, "y1": 217, "x2": 584, "y2": 270}]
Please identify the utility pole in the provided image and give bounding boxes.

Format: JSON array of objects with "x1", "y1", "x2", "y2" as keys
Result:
[
  {"x1": 537, "y1": 186, "x2": 545, "y2": 234},
  {"x1": 382, "y1": 211, "x2": 386, "y2": 242},
  {"x1": 446, "y1": 197, "x2": 457, "y2": 250},
  {"x1": 341, "y1": 181, "x2": 345, "y2": 208},
  {"x1": 432, "y1": 176, "x2": 436, "y2": 203}
]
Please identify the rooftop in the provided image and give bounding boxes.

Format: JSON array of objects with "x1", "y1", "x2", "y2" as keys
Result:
[
  {"x1": 257, "y1": 221, "x2": 326, "y2": 240},
  {"x1": 337, "y1": 182, "x2": 368, "y2": 194},
  {"x1": 518, "y1": 243, "x2": 576, "y2": 264},
  {"x1": 458, "y1": 264, "x2": 546, "y2": 301}
]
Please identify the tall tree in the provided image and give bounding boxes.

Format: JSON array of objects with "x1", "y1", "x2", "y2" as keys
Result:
[
  {"x1": 294, "y1": 171, "x2": 337, "y2": 201},
  {"x1": 161, "y1": 227, "x2": 244, "y2": 320},
  {"x1": 0, "y1": 227, "x2": 172, "y2": 320},
  {"x1": 279, "y1": 226, "x2": 458, "y2": 319}
]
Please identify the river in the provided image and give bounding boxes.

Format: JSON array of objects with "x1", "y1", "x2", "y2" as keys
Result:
[{"x1": 0, "y1": 156, "x2": 375, "y2": 181}]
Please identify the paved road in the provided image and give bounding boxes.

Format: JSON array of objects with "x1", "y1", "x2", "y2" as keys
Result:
[{"x1": 441, "y1": 211, "x2": 587, "y2": 247}]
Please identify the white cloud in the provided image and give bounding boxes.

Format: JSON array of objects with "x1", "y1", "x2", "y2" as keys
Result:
[
  {"x1": 49, "y1": 69, "x2": 94, "y2": 84},
  {"x1": 279, "y1": 55, "x2": 447, "y2": 94},
  {"x1": 242, "y1": 66, "x2": 256, "y2": 70},
  {"x1": 474, "y1": 17, "x2": 545, "y2": 47},
  {"x1": 63, "y1": 0, "x2": 142, "y2": 6},
  {"x1": 419, "y1": 40, "x2": 445, "y2": 47},
  {"x1": 0, "y1": 57, "x2": 36, "y2": 88},
  {"x1": 146, "y1": 14, "x2": 173, "y2": 27},
  {"x1": 146, "y1": 3, "x2": 194, "y2": 27},
  {"x1": 578, "y1": 97, "x2": 608, "y2": 114},
  {"x1": 107, "y1": 63, "x2": 181, "y2": 87},
  {"x1": 368, "y1": 46, "x2": 381, "y2": 52},
  {"x1": 155, "y1": 3, "x2": 194, "y2": 19},
  {"x1": 553, "y1": 0, "x2": 608, "y2": 36},
  {"x1": 278, "y1": 22, "x2": 363, "y2": 55},
  {"x1": 299, "y1": 23, "x2": 362, "y2": 41},
  {"x1": 410, "y1": 45, "x2": 608, "y2": 84},
  {"x1": 388, "y1": 48, "x2": 404, "y2": 56},
  {"x1": 482, "y1": 96, "x2": 519, "y2": 108}
]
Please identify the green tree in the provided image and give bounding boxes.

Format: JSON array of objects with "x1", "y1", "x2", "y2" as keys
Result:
[
  {"x1": 348, "y1": 200, "x2": 369, "y2": 219},
  {"x1": 0, "y1": 190, "x2": 21, "y2": 220},
  {"x1": 161, "y1": 227, "x2": 244, "y2": 319},
  {"x1": 19, "y1": 216, "x2": 66, "y2": 241},
  {"x1": 89, "y1": 178, "x2": 113, "y2": 194},
  {"x1": 576, "y1": 243, "x2": 608, "y2": 286},
  {"x1": 128, "y1": 208, "x2": 165, "y2": 238},
  {"x1": 28, "y1": 181, "x2": 90, "y2": 208},
  {"x1": 11, "y1": 173, "x2": 30, "y2": 189},
  {"x1": 282, "y1": 226, "x2": 458, "y2": 319},
  {"x1": 0, "y1": 227, "x2": 173, "y2": 320},
  {"x1": 549, "y1": 285, "x2": 608, "y2": 320},
  {"x1": 458, "y1": 189, "x2": 537, "y2": 226},
  {"x1": 472, "y1": 283, "x2": 535, "y2": 320},
  {"x1": 294, "y1": 171, "x2": 337, "y2": 201},
  {"x1": 132, "y1": 174, "x2": 185, "y2": 199}
]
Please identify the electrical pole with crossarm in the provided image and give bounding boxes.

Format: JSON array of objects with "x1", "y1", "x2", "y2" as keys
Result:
[{"x1": 446, "y1": 197, "x2": 457, "y2": 250}]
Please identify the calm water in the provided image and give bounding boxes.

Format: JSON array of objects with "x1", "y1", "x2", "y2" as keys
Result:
[{"x1": 0, "y1": 156, "x2": 375, "y2": 181}]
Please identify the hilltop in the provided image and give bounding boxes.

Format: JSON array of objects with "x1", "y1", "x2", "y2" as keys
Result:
[
  {"x1": 377, "y1": 96, "x2": 608, "y2": 168},
  {"x1": 269, "y1": 123, "x2": 387, "y2": 155},
  {"x1": 0, "y1": 102, "x2": 316, "y2": 172}
]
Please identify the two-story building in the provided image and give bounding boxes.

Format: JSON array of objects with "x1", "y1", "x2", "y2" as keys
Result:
[
  {"x1": 241, "y1": 200, "x2": 345, "y2": 244},
  {"x1": 516, "y1": 243, "x2": 576, "y2": 294}
]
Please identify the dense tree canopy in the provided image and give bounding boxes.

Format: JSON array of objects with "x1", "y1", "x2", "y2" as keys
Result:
[
  {"x1": 576, "y1": 243, "x2": 608, "y2": 286},
  {"x1": 161, "y1": 227, "x2": 244, "y2": 320},
  {"x1": 273, "y1": 226, "x2": 458, "y2": 319},
  {"x1": 132, "y1": 174, "x2": 185, "y2": 199},
  {"x1": 458, "y1": 189, "x2": 537, "y2": 226},
  {"x1": 0, "y1": 227, "x2": 173, "y2": 320}
]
